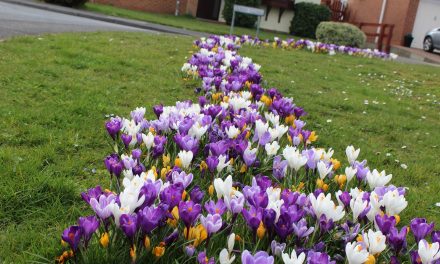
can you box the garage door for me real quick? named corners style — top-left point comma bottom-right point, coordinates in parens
top-left (411, 0), bottom-right (440, 49)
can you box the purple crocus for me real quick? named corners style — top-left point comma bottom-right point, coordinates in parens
top-left (293, 218), bottom-right (314, 239)
top-left (375, 214), bottom-right (396, 235)
top-left (273, 155), bottom-right (287, 180)
top-left (206, 156), bottom-right (219, 173)
top-left (178, 200), bottom-right (202, 229)
top-left (105, 117), bottom-right (122, 139)
top-left (78, 216), bottom-right (99, 244)
top-left (388, 226), bottom-right (408, 254)
top-left (190, 186), bottom-right (204, 204)
top-left (410, 218), bottom-right (434, 243)
top-left (307, 251), bottom-right (335, 264)
top-left (152, 104), bottom-right (163, 118)
top-left (119, 214), bottom-right (138, 240)
top-left (172, 171), bottom-right (194, 189)
top-left (81, 186), bottom-right (103, 204)
top-left (160, 183), bottom-right (183, 209)
top-left (204, 199), bottom-right (227, 215)
top-left (432, 231), bottom-right (440, 243)
top-left (242, 206), bottom-right (263, 231)
top-left (104, 153), bottom-right (124, 177)
top-left (61, 226), bottom-right (82, 251)
top-left (200, 213), bottom-right (222, 236)
top-left (241, 250), bottom-right (274, 264)
top-left (138, 206), bottom-right (164, 234)
top-left (271, 240), bottom-right (286, 257)
top-left (90, 193), bottom-right (116, 220)
top-left (197, 250), bottom-right (215, 264)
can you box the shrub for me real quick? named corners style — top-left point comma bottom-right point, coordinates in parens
top-left (44, 0), bottom-right (87, 7)
top-left (316, 22), bottom-right (367, 47)
top-left (290, 2), bottom-right (331, 38)
top-left (222, 0), bottom-right (260, 28)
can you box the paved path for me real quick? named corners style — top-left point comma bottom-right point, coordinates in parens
top-left (0, 1), bottom-right (156, 38)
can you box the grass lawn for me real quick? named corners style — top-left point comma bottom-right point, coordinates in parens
top-left (0, 32), bottom-right (439, 262)
top-left (83, 3), bottom-right (293, 40)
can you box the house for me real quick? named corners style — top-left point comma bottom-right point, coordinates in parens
top-left (92, 0), bottom-right (320, 34)
top-left (346, 0), bottom-right (440, 48)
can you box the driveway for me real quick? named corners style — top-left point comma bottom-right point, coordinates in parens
top-left (0, 1), bottom-right (156, 39)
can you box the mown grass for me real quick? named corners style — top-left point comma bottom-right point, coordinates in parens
top-left (0, 32), bottom-right (439, 262)
top-left (83, 3), bottom-right (293, 40)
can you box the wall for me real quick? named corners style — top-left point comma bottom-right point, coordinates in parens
top-left (92, 0), bottom-right (190, 15)
top-left (411, 0), bottom-right (440, 48)
top-left (347, 0), bottom-right (420, 45)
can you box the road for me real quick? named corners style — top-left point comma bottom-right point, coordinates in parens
top-left (0, 1), bottom-right (156, 39)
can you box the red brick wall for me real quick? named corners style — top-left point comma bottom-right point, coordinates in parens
top-left (186, 0), bottom-right (199, 16)
top-left (347, 0), bottom-right (420, 45)
top-left (93, 0), bottom-right (189, 15)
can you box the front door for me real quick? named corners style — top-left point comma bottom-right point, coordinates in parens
top-left (196, 0), bottom-right (221, 20)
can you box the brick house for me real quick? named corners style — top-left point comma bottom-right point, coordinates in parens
top-left (346, 0), bottom-right (440, 48)
top-left (91, 0), bottom-right (439, 48)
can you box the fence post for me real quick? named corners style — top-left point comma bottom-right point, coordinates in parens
top-left (378, 24), bottom-right (384, 51)
top-left (386, 24), bottom-right (394, 53)
top-left (230, 9), bottom-right (236, 35)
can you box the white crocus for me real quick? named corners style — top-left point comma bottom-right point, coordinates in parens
top-left (229, 96), bottom-right (251, 112)
top-left (142, 132), bottom-right (155, 149)
top-left (225, 125), bottom-right (240, 139)
top-left (418, 239), bottom-right (440, 264)
top-left (382, 189), bottom-right (408, 216)
top-left (255, 119), bottom-right (269, 139)
top-left (345, 166), bottom-right (358, 183)
top-left (350, 194), bottom-right (369, 222)
top-left (363, 229), bottom-right (386, 255)
top-left (265, 141), bottom-right (280, 156)
top-left (283, 146), bottom-right (307, 171)
top-left (317, 161), bottom-right (333, 180)
top-left (214, 175), bottom-right (233, 200)
top-left (188, 123), bottom-right (208, 140)
top-left (309, 192), bottom-right (345, 222)
top-left (282, 250), bottom-right (306, 264)
top-left (217, 154), bottom-right (231, 174)
top-left (322, 148), bottom-right (334, 162)
top-left (268, 124), bottom-right (288, 141)
top-left (178, 150), bottom-right (193, 169)
top-left (346, 145), bottom-right (360, 164)
top-left (366, 169), bottom-right (392, 189)
top-left (265, 112), bottom-right (280, 126)
top-left (219, 232), bottom-right (236, 264)
top-left (345, 242), bottom-right (369, 264)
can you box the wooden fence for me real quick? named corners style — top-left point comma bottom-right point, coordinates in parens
top-left (357, 23), bottom-right (394, 53)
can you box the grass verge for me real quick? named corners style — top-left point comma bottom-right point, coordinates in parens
top-left (0, 32), bottom-right (439, 262)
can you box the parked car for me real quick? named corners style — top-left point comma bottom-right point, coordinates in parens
top-left (423, 27), bottom-right (440, 52)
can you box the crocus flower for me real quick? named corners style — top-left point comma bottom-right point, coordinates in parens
top-left (271, 240), bottom-right (286, 257)
top-left (78, 215), bottom-right (99, 244)
top-left (204, 199), bottom-right (227, 215)
top-left (198, 250), bottom-right (215, 264)
top-left (282, 249), bottom-right (306, 264)
top-left (190, 185), bottom-right (204, 203)
top-left (388, 226), bottom-right (408, 254)
top-left (105, 117), bottom-right (122, 139)
top-left (61, 226), bottom-right (82, 251)
top-left (90, 193), bottom-right (116, 220)
top-left (418, 239), bottom-right (440, 264)
top-left (119, 214), bottom-right (138, 239)
top-left (375, 214), bottom-right (396, 235)
top-left (81, 186), bottom-right (103, 204)
top-left (346, 145), bottom-right (360, 165)
top-left (242, 206), bottom-right (262, 231)
top-left (306, 251), bottom-right (334, 264)
top-left (241, 250), bottom-right (274, 264)
top-left (345, 242), bottom-right (369, 264)
top-left (273, 155), bottom-right (287, 180)
top-left (138, 206), bottom-right (164, 234)
top-left (200, 213), bottom-right (222, 236)
top-left (179, 200), bottom-right (202, 228)
top-left (411, 218), bottom-right (435, 243)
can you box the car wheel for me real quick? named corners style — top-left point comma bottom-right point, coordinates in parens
top-left (423, 37), bottom-right (434, 52)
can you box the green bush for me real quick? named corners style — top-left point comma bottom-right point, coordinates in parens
top-left (222, 0), bottom-right (260, 28)
top-left (290, 2), bottom-right (331, 38)
top-left (316, 22), bottom-right (367, 47)
top-left (44, 0), bottom-right (87, 7)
